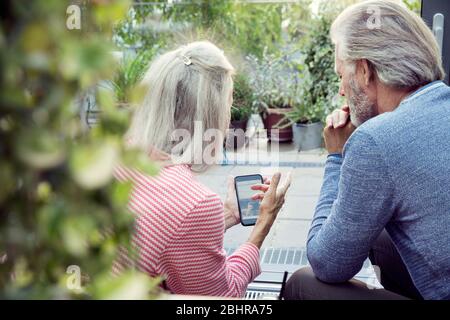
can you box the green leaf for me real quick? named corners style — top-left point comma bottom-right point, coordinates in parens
top-left (70, 141), bottom-right (119, 190)
top-left (89, 271), bottom-right (161, 300)
top-left (16, 129), bottom-right (66, 169)
top-left (121, 148), bottom-right (159, 177)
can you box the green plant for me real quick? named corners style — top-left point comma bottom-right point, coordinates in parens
top-left (285, 0), bottom-right (314, 42)
top-left (162, 1), bottom-right (283, 58)
top-left (246, 48), bottom-right (303, 112)
top-left (110, 50), bottom-right (154, 105)
top-left (0, 0), bottom-right (159, 299)
top-left (288, 16), bottom-right (342, 124)
top-left (115, 1), bottom-right (284, 60)
top-left (114, 2), bottom-right (170, 52)
top-left (403, 0), bottom-right (422, 14)
top-left (231, 74), bottom-right (254, 122)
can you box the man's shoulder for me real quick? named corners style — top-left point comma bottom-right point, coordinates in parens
top-left (345, 82), bottom-right (450, 158)
top-left (348, 112), bottom-right (396, 146)
top-left (356, 82), bottom-right (450, 142)
top-left (343, 111), bottom-right (409, 160)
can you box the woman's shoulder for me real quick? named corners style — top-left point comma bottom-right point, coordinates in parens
top-left (115, 164), bottom-right (222, 211)
top-left (162, 165), bottom-right (223, 209)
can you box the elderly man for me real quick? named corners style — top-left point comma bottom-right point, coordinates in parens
top-left (285, 0), bottom-right (450, 300)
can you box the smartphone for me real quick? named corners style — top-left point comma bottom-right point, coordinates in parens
top-left (234, 174), bottom-right (263, 226)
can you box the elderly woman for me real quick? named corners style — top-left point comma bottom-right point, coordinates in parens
top-left (114, 41), bottom-right (290, 297)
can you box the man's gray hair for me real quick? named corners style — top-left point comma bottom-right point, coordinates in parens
top-left (331, 0), bottom-right (445, 88)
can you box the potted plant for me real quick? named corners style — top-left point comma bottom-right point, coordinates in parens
top-left (81, 50), bottom-right (153, 130)
top-left (109, 50), bottom-right (153, 108)
top-left (246, 50), bottom-right (299, 142)
top-left (288, 91), bottom-right (329, 151)
top-left (261, 105), bottom-right (293, 143)
top-left (226, 73), bottom-right (254, 149)
top-left (287, 16), bottom-right (342, 151)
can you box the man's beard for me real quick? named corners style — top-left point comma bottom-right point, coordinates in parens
top-left (348, 77), bottom-right (377, 127)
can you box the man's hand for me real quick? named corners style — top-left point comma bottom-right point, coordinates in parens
top-left (326, 106), bottom-right (350, 129)
top-left (324, 106), bottom-right (356, 155)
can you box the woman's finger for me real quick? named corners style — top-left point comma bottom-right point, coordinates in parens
top-left (277, 172), bottom-right (292, 197)
top-left (267, 172), bottom-right (281, 197)
top-left (263, 177), bottom-right (271, 185)
top-left (251, 184), bottom-right (270, 192)
top-left (251, 193), bottom-right (264, 201)
top-left (227, 175), bottom-right (235, 193)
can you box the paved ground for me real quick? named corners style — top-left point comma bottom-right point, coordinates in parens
top-left (196, 133), bottom-right (327, 251)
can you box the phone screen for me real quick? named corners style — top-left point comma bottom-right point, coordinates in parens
top-left (235, 174), bottom-right (263, 226)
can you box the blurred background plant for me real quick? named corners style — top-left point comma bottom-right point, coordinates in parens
top-left (114, 0), bottom-right (421, 121)
top-left (0, 0), bottom-right (160, 299)
top-left (109, 50), bottom-right (153, 106)
top-left (230, 73), bottom-right (254, 123)
top-left (246, 49), bottom-right (303, 113)
top-left (287, 16), bottom-right (342, 124)
top-left (114, 0), bottom-right (285, 59)
top-left (226, 73), bottom-right (254, 149)
top-left (114, 0), bottom-right (419, 126)
top-left (245, 48), bottom-right (303, 142)
top-left (403, 0), bottom-right (422, 14)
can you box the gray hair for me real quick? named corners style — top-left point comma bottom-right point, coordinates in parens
top-left (331, 0), bottom-right (445, 88)
top-left (127, 41), bottom-right (234, 170)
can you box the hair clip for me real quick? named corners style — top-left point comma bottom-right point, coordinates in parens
top-left (181, 55), bottom-right (192, 66)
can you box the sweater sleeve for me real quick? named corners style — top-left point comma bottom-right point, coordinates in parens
top-left (307, 129), bottom-right (396, 283)
top-left (159, 193), bottom-right (261, 298)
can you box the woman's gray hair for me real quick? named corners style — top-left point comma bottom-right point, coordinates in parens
top-left (127, 41), bottom-right (234, 171)
top-left (331, 0), bottom-right (445, 88)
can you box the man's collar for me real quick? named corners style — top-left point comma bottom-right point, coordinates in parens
top-left (400, 80), bottom-right (446, 105)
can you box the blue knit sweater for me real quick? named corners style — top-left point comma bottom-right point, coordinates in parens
top-left (307, 81), bottom-right (450, 300)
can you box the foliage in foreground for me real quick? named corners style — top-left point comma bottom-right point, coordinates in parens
top-left (0, 0), bottom-right (159, 299)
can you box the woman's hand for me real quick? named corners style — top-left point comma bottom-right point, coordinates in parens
top-left (223, 176), bottom-right (240, 230)
top-left (248, 172), bottom-right (292, 248)
top-left (224, 176), bottom-right (272, 231)
top-left (250, 177), bottom-right (271, 201)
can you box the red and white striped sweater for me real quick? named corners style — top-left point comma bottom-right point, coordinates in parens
top-left (113, 164), bottom-right (261, 297)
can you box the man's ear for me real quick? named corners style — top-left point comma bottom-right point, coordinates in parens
top-left (359, 59), bottom-right (373, 87)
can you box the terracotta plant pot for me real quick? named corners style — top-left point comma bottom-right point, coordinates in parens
top-left (225, 119), bottom-right (248, 150)
top-left (261, 108), bottom-right (293, 142)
